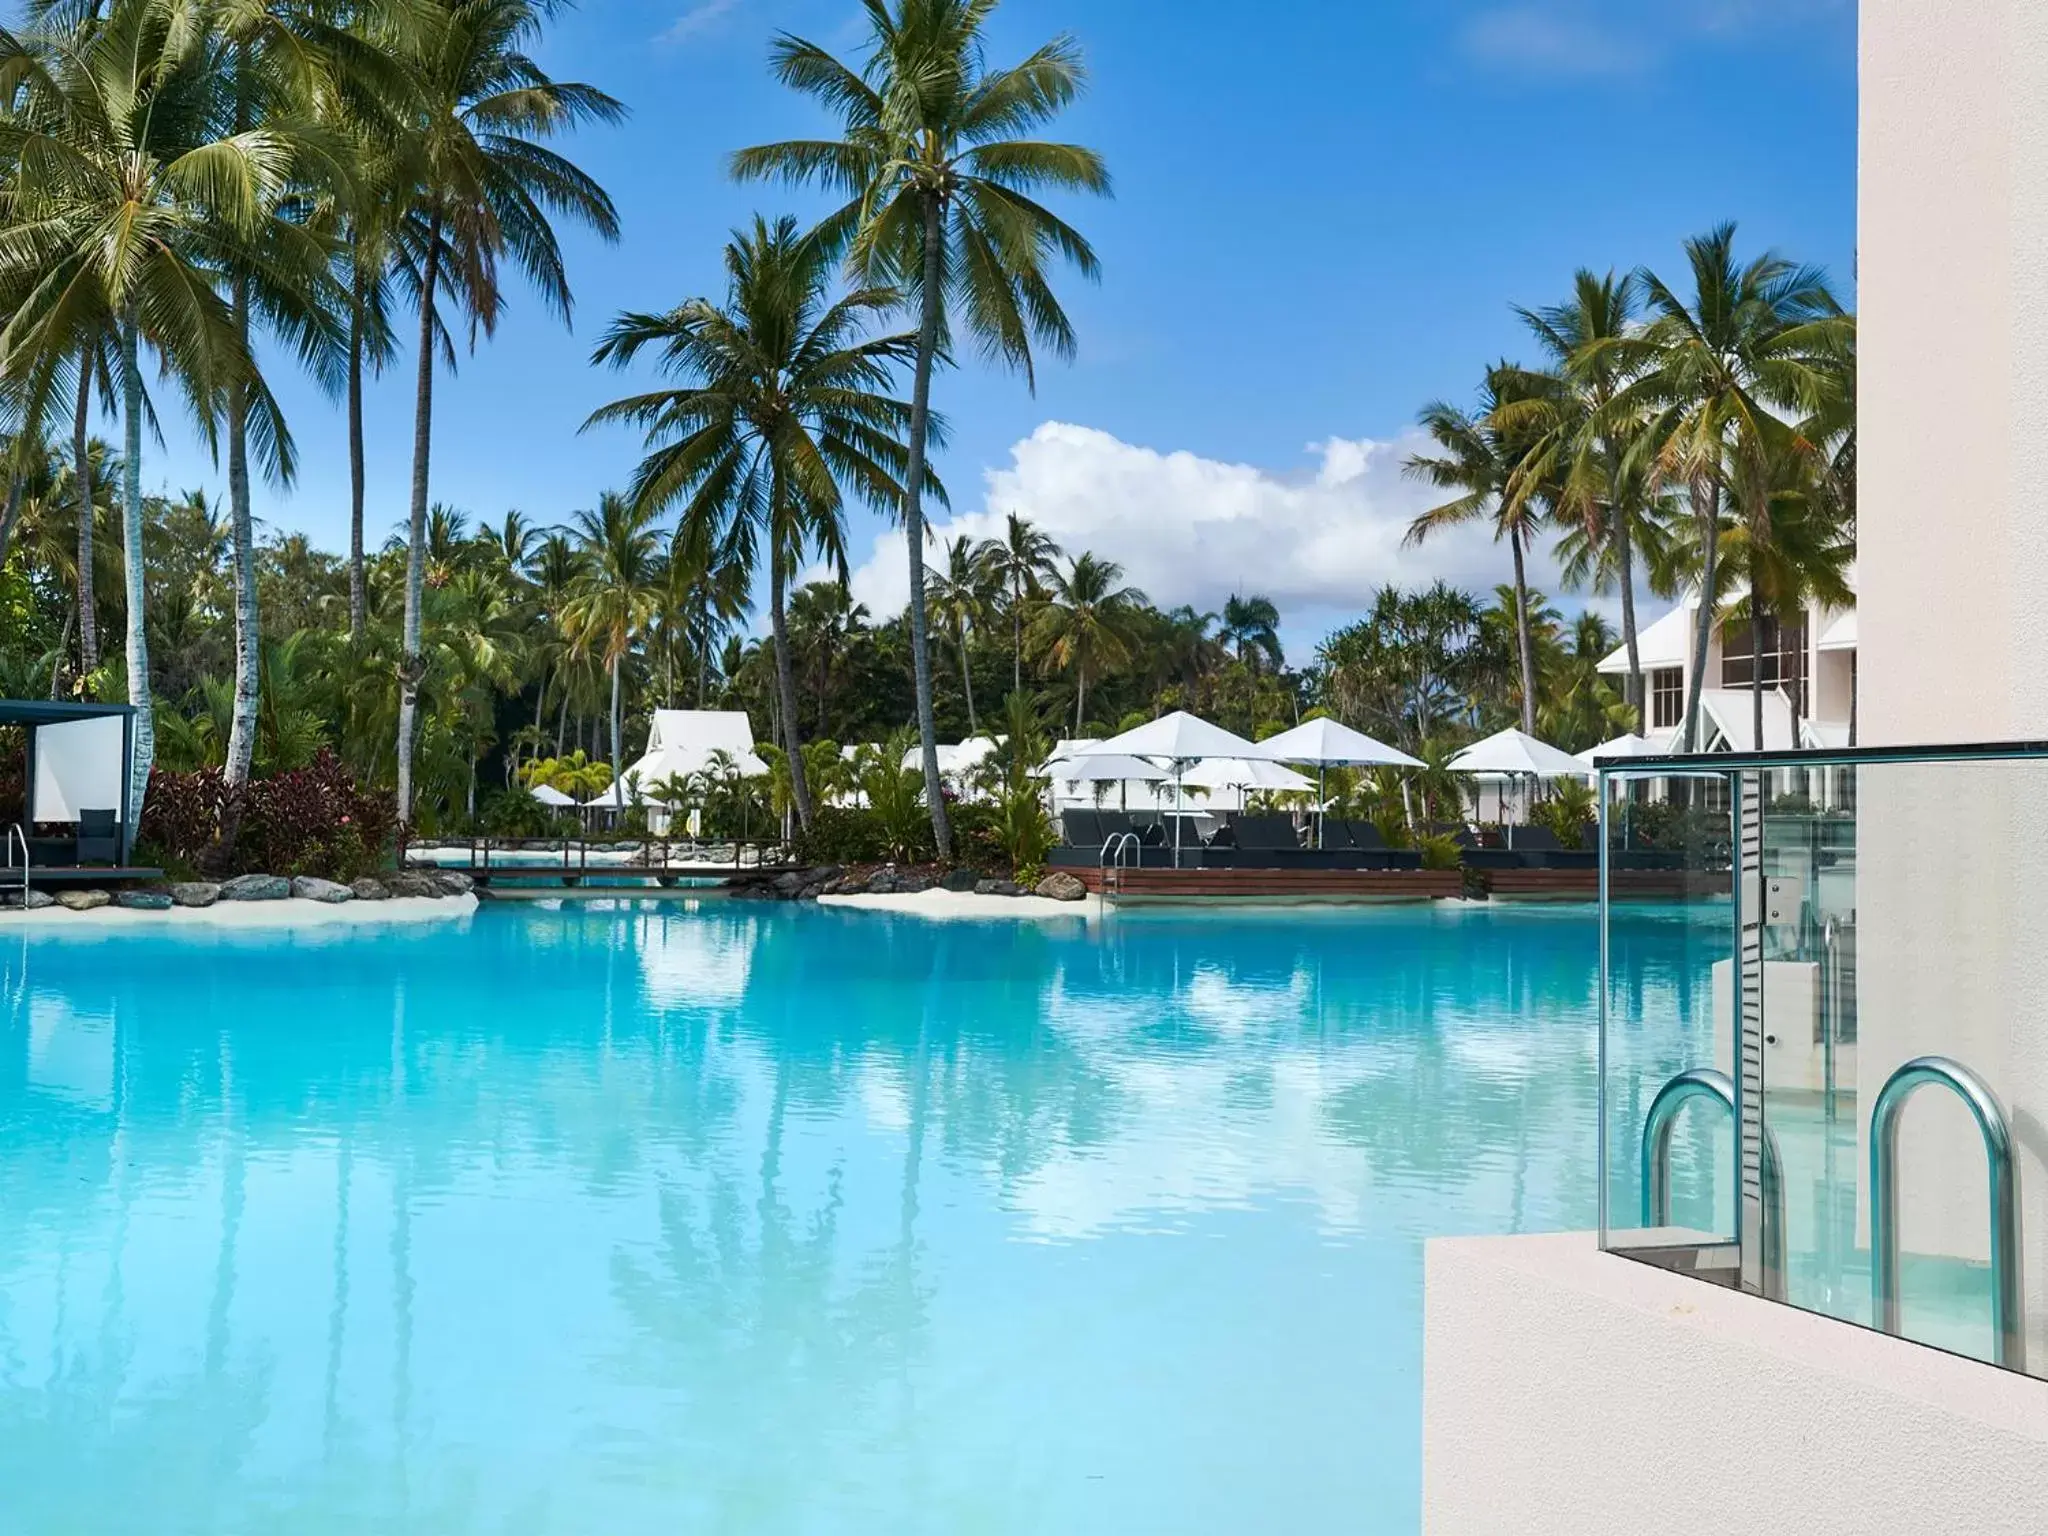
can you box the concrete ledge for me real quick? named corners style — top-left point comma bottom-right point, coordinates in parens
top-left (1423, 1232), bottom-right (2048, 1535)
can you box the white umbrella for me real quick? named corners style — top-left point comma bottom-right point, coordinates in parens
top-left (1450, 727), bottom-right (1585, 842)
top-left (1259, 717), bottom-right (1423, 847)
top-left (1046, 752), bottom-right (1169, 783)
top-left (1181, 756), bottom-right (1314, 814)
top-left (1260, 717), bottom-right (1423, 770)
top-left (1576, 732), bottom-right (1663, 767)
top-left (529, 783), bottom-right (576, 808)
top-left (1087, 712), bottom-right (1276, 866)
top-left (1092, 710), bottom-right (1273, 761)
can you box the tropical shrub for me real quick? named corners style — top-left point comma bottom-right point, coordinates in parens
top-left (1532, 780), bottom-right (1598, 848)
top-left (1417, 832), bottom-right (1463, 871)
top-left (139, 751), bottom-right (394, 880)
top-left (481, 787), bottom-right (557, 838)
top-left (790, 805), bottom-right (929, 866)
top-left (852, 731), bottom-right (930, 862)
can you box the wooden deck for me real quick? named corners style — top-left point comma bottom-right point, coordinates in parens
top-left (1076, 865), bottom-right (1464, 904)
top-left (15, 865), bottom-right (163, 888)
top-left (1484, 867), bottom-right (1723, 901)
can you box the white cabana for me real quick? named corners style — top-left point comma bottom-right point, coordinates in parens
top-left (529, 783), bottom-right (577, 808)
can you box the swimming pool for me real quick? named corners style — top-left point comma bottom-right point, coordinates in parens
top-left (0, 900), bottom-right (1717, 1534)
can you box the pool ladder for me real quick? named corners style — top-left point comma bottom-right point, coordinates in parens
top-left (5, 824), bottom-right (25, 905)
top-left (1099, 832), bottom-right (1139, 899)
top-left (1643, 1055), bottom-right (2025, 1372)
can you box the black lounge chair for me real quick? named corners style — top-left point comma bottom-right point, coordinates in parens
top-left (1343, 820), bottom-right (1423, 871)
top-left (1508, 824), bottom-right (1597, 870)
top-left (1061, 809), bottom-right (1103, 848)
top-left (1233, 814), bottom-right (1302, 851)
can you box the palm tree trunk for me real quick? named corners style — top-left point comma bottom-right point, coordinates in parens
top-left (223, 276), bottom-right (260, 794)
top-left (959, 623), bottom-right (978, 736)
top-left (904, 192), bottom-right (951, 858)
top-left (608, 651), bottom-right (623, 778)
top-left (48, 602), bottom-right (74, 699)
top-left (1075, 666), bottom-right (1087, 736)
top-left (1680, 474), bottom-right (1721, 752)
top-left (118, 313), bottom-right (154, 824)
top-left (0, 474), bottom-right (23, 566)
top-left (1751, 604), bottom-right (1768, 756)
top-left (347, 253), bottom-right (368, 644)
top-left (555, 690), bottom-right (568, 758)
top-left (1013, 586), bottom-right (1023, 697)
top-left (396, 215), bottom-right (442, 829)
top-left (1509, 526), bottom-right (1537, 736)
top-left (74, 359), bottom-right (97, 674)
top-left (1615, 504), bottom-right (1642, 731)
top-left (769, 547), bottom-right (814, 831)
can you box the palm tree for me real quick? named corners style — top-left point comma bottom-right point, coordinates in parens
top-left (1026, 551), bottom-right (1145, 734)
top-left (1404, 370), bottom-right (1545, 736)
top-left (0, 1), bottom-right (289, 819)
top-left (1616, 224), bottom-right (1848, 750)
top-left (1219, 593), bottom-right (1283, 672)
top-left (734, 0), bottom-right (1111, 858)
top-left (1495, 270), bottom-right (1655, 724)
top-left (586, 215), bottom-right (928, 833)
top-left (980, 512), bottom-right (1060, 694)
top-left (391, 0), bottom-right (623, 829)
top-left (559, 493), bottom-right (664, 785)
top-left (925, 534), bottom-right (991, 735)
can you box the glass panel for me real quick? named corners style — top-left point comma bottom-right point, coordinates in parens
top-left (1602, 746), bottom-right (2048, 1380)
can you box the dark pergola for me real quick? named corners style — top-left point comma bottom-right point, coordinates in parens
top-left (2, 698), bottom-right (139, 867)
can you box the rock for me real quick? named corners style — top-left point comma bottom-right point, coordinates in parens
top-left (808, 864), bottom-right (843, 886)
top-left (385, 873), bottom-right (440, 899)
top-left (1, 888), bottom-right (56, 910)
top-left (219, 873), bottom-right (290, 902)
top-left (980, 879), bottom-right (1025, 897)
top-left (56, 889), bottom-right (112, 911)
top-left (894, 872), bottom-right (933, 895)
top-left (116, 888), bottom-right (175, 911)
top-left (434, 871), bottom-right (474, 895)
top-left (292, 876), bottom-right (355, 904)
top-left (1034, 872), bottom-right (1087, 902)
top-left (350, 877), bottom-right (391, 902)
top-left (171, 881), bottom-right (220, 908)
top-left (865, 870), bottom-right (897, 895)
top-left (772, 870), bottom-right (806, 898)
top-left (942, 868), bottom-right (980, 892)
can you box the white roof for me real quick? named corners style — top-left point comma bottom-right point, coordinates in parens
top-left (1695, 689), bottom-right (1796, 753)
top-left (1044, 752), bottom-right (1168, 783)
top-left (529, 782), bottom-right (577, 807)
top-left (1449, 727), bottom-right (1587, 778)
top-left (1575, 733), bottom-right (1663, 766)
top-left (1043, 737), bottom-right (1103, 763)
top-left (1818, 608), bottom-right (1857, 651)
top-left (1597, 605), bottom-right (1691, 676)
top-left (1258, 716), bottom-right (1423, 769)
top-left (610, 710), bottom-right (770, 804)
top-left (1091, 711), bottom-right (1272, 762)
top-left (901, 736), bottom-right (1002, 776)
top-left (1179, 757), bottom-right (1314, 792)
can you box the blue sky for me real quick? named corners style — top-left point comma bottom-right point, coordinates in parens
top-left (138, 0), bottom-right (1858, 656)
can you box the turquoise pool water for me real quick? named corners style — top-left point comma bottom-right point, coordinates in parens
top-left (0, 900), bottom-right (1716, 1534)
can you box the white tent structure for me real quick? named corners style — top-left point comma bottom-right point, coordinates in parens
top-left (586, 710), bottom-right (771, 827)
top-left (1043, 752), bottom-right (1168, 816)
top-left (1180, 756), bottom-right (1314, 813)
top-left (529, 782), bottom-right (577, 808)
top-left (1260, 717), bottom-right (1424, 847)
top-left (1576, 732), bottom-right (1661, 768)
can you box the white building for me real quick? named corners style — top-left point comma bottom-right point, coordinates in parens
top-left (1596, 574), bottom-right (1857, 752)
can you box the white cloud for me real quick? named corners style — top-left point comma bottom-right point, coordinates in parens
top-left (836, 421), bottom-right (1563, 651)
top-left (658, 0), bottom-right (740, 44)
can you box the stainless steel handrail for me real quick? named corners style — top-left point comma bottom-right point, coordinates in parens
top-left (1099, 832), bottom-right (1139, 870)
top-left (5, 824), bottom-right (26, 903)
top-left (1820, 915), bottom-right (1841, 1122)
top-left (1869, 1055), bottom-right (2024, 1372)
top-left (1641, 1067), bottom-right (1787, 1301)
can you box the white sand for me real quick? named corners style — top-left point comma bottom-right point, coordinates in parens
top-left (817, 888), bottom-right (1099, 921)
top-left (0, 894), bottom-right (478, 929)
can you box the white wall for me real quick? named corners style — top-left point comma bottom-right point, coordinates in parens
top-left (1857, 0), bottom-right (2048, 1357)
top-left (1424, 1234), bottom-right (2048, 1535)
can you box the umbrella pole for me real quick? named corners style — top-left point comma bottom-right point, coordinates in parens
top-left (1318, 764), bottom-right (1327, 849)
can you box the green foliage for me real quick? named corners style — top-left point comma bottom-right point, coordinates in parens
top-left (480, 787), bottom-right (563, 839)
top-left (851, 729), bottom-right (930, 863)
top-left (1417, 833), bottom-right (1463, 871)
top-left (1532, 780), bottom-right (1598, 848)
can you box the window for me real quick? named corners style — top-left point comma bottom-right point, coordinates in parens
top-left (1650, 668), bottom-right (1684, 731)
top-left (1721, 619), bottom-right (1809, 715)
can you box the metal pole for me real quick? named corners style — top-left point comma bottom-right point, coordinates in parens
top-left (1869, 1055), bottom-right (2024, 1372)
top-left (1597, 769), bottom-right (1611, 1247)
